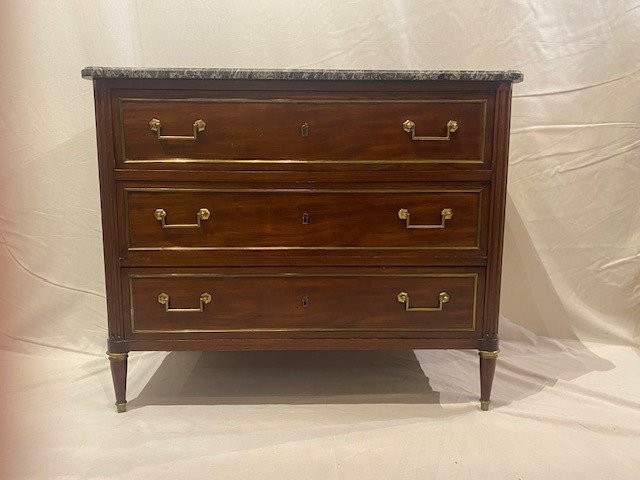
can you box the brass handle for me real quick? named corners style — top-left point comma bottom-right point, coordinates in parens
top-left (154, 208), bottom-right (210, 229)
top-left (158, 292), bottom-right (212, 312)
top-left (149, 118), bottom-right (206, 140)
top-left (398, 208), bottom-right (452, 229)
top-left (403, 119), bottom-right (458, 141)
top-left (397, 291), bottom-right (450, 312)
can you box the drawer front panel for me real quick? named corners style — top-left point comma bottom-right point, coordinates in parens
top-left (124, 187), bottom-right (486, 252)
top-left (126, 270), bottom-right (482, 334)
top-left (118, 98), bottom-right (489, 166)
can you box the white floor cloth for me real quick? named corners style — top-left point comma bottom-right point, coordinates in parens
top-left (3, 319), bottom-right (639, 479)
top-left (1, 1), bottom-right (639, 478)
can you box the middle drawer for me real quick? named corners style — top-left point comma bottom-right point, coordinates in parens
top-left (121, 186), bottom-right (488, 254)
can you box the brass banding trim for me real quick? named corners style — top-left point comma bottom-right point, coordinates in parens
top-left (124, 158), bottom-right (484, 164)
top-left (124, 187), bottom-right (485, 252)
top-left (118, 98), bottom-right (488, 164)
top-left (128, 273), bottom-right (478, 334)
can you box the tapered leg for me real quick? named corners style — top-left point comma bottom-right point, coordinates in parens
top-left (107, 352), bottom-right (128, 413)
top-left (479, 350), bottom-right (498, 411)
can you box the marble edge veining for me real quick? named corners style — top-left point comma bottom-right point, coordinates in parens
top-left (81, 67), bottom-right (523, 83)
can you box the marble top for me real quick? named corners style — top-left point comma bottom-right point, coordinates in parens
top-left (82, 67), bottom-right (523, 83)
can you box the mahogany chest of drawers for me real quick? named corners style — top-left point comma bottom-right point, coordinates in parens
top-left (82, 67), bottom-right (522, 412)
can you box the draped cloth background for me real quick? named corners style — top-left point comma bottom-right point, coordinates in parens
top-left (0, 1), bottom-right (638, 478)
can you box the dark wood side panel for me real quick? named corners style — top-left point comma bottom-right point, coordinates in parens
top-left (93, 79), bottom-right (124, 343)
top-left (480, 82), bottom-right (512, 351)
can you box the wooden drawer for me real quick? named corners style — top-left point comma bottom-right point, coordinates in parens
top-left (124, 269), bottom-right (483, 335)
top-left (122, 186), bottom-right (487, 253)
top-left (116, 97), bottom-right (490, 167)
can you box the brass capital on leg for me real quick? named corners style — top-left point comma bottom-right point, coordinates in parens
top-left (478, 350), bottom-right (499, 359)
top-left (107, 351), bottom-right (128, 362)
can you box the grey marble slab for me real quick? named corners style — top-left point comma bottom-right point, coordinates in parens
top-left (82, 67), bottom-right (523, 83)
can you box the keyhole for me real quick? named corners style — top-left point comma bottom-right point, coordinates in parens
top-left (302, 296), bottom-right (309, 308)
top-left (302, 213), bottom-right (310, 224)
top-left (301, 123), bottom-right (309, 137)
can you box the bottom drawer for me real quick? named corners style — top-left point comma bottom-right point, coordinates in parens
top-left (123, 268), bottom-right (484, 336)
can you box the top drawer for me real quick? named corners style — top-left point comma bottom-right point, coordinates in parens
top-left (114, 95), bottom-right (493, 169)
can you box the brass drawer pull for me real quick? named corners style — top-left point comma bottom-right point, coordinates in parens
top-left (398, 208), bottom-right (452, 229)
top-left (154, 208), bottom-right (210, 229)
top-left (397, 291), bottom-right (450, 312)
top-left (149, 118), bottom-right (206, 140)
top-left (403, 119), bottom-right (458, 141)
top-left (158, 292), bottom-right (212, 312)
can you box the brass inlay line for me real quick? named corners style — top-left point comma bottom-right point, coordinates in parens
top-left (128, 246), bottom-right (481, 251)
top-left (124, 98), bottom-right (488, 105)
top-left (128, 273), bottom-right (479, 334)
top-left (117, 98), bottom-right (488, 164)
top-left (123, 158), bottom-right (484, 164)
top-left (124, 187), bottom-right (484, 251)
top-left (127, 187), bottom-right (484, 193)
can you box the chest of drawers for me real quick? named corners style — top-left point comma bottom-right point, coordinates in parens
top-left (83, 67), bottom-right (522, 412)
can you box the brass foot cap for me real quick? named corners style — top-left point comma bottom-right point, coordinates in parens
top-left (480, 400), bottom-right (490, 411)
top-left (116, 402), bottom-right (127, 413)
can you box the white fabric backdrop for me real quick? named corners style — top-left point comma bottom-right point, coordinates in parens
top-left (1, 1), bottom-right (639, 479)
